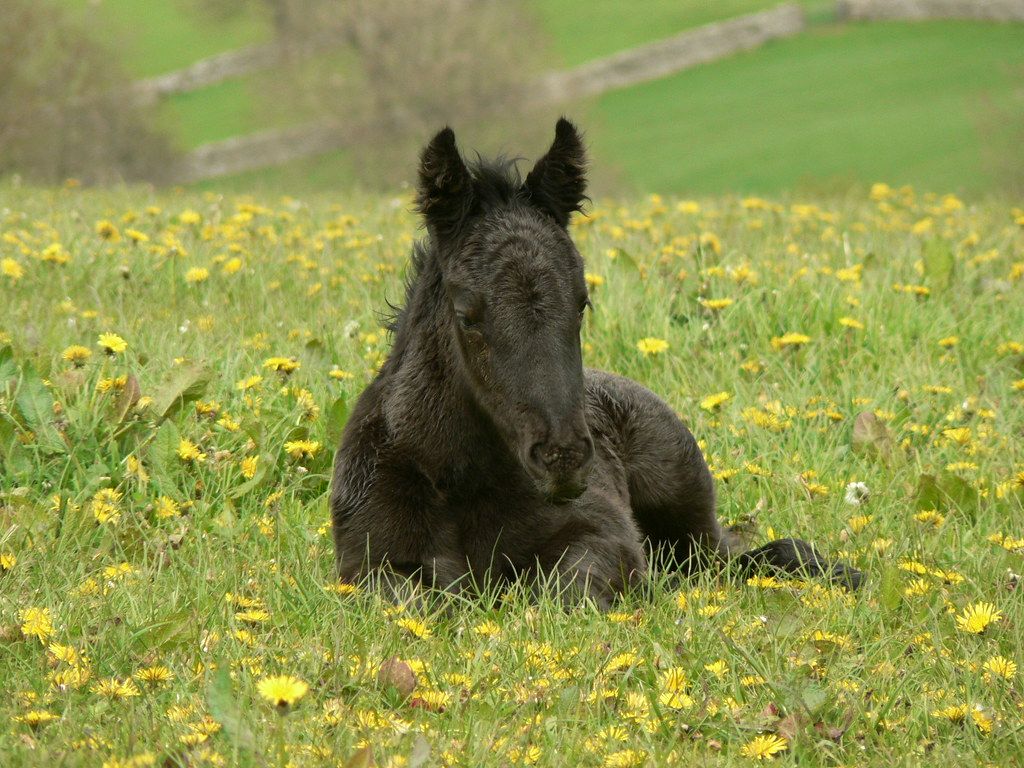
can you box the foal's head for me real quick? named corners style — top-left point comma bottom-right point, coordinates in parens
top-left (416, 118), bottom-right (594, 502)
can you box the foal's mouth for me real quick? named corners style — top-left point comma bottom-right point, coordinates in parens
top-left (548, 481), bottom-right (588, 505)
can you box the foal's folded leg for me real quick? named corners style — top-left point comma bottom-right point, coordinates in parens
top-left (534, 532), bottom-right (648, 611)
top-left (735, 538), bottom-right (864, 591)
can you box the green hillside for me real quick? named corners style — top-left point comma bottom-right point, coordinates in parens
top-left (594, 20), bottom-right (1024, 195)
top-left (55, 1), bottom-right (1024, 195)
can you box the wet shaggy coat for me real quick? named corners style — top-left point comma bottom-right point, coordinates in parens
top-left (329, 120), bottom-right (861, 607)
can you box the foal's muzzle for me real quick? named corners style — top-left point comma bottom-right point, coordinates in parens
top-left (525, 429), bottom-right (595, 504)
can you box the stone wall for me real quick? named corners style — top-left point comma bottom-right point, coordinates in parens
top-left (538, 4), bottom-right (805, 102)
top-left (837, 0), bottom-right (1024, 22)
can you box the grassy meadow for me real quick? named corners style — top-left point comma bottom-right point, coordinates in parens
top-left (2, 183), bottom-right (1024, 766)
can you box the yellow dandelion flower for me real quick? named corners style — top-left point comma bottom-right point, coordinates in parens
top-left (20, 607), bottom-right (54, 644)
top-left (124, 228), bottom-right (149, 244)
top-left (913, 509), bottom-right (945, 527)
top-left (585, 272), bottom-right (605, 288)
top-left (839, 316), bottom-right (864, 330)
top-left (97, 333), bottom-right (127, 355)
top-left (2, 258), bottom-right (25, 282)
top-left (982, 655), bottom-right (1016, 681)
top-left (185, 267), bottom-right (210, 284)
top-left (956, 602), bottom-right (1003, 634)
top-left (941, 427), bottom-right (972, 445)
top-left (263, 356), bottom-right (300, 374)
top-left (235, 609), bottom-right (270, 624)
top-left (636, 337), bottom-right (669, 356)
top-left (700, 391), bottom-right (731, 412)
top-left (699, 232), bottom-right (722, 255)
top-left (135, 666), bottom-right (174, 686)
top-left (770, 332), bottom-right (810, 350)
top-left (177, 438), bottom-right (207, 463)
top-left (396, 617), bottom-right (432, 639)
top-left (258, 675), bottom-right (309, 708)
top-left (236, 374), bottom-right (263, 390)
top-left (740, 734), bottom-right (788, 760)
top-left (1, 552), bottom-right (16, 571)
top-left (658, 667), bottom-right (689, 694)
top-left (14, 710), bottom-right (59, 728)
top-left (848, 514), bottom-right (873, 534)
top-left (699, 297), bottom-right (734, 311)
top-left (938, 336), bottom-right (959, 349)
top-left (472, 620), bottom-right (502, 638)
top-left (240, 455), bottom-right (259, 479)
top-left (324, 582), bottom-right (361, 596)
top-left (154, 496), bottom-right (181, 519)
top-left (284, 439), bottom-right (321, 460)
top-left (92, 677), bottom-right (141, 699)
top-left (603, 749), bottom-right (647, 768)
top-left (704, 660), bottom-right (728, 678)
top-left (95, 220), bottom-right (121, 242)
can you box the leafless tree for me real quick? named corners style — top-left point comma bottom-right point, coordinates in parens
top-left (184, 0), bottom-right (560, 183)
top-left (0, 0), bottom-right (176, 185)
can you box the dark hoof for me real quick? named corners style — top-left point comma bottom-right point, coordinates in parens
top-left (739, 538), bottom-right (864, 591)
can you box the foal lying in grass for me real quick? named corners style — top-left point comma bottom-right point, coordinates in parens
top-left (329, 119), bottom-right (862, 606)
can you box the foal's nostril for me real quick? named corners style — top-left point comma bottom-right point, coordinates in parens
top-left (529, 437), bottom-right (592, 474)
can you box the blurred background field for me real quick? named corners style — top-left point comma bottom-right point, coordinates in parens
top-left (4, 0), bottom-right (1023, 196)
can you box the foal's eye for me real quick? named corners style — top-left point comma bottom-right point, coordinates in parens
top-left (457, 313), bottom-right (480, 331)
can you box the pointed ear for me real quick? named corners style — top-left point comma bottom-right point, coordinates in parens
top-left (416, 127), bottom-right (473, 241)
top-left (525, 118), bottom-right (588, 227)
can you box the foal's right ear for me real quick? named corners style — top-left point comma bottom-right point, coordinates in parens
top-left (416, 127), bottom-right (473, 242)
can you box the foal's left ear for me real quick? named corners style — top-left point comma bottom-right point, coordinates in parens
top-left (525, 118), bottom-right (588, 227)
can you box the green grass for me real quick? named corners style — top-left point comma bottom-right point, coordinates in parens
top-left (528, 0), bottom-right (833, 67)
top-left (593, 21), bottom-right (1024, 196)
top-left (2, 186), bottom-right (1023, 766)
top-left (71, 0), bottom-right (269, 77)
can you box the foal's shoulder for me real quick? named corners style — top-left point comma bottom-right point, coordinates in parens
top-left (584, 367), bottom-right (660, 407)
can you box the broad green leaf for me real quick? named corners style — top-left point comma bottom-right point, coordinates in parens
top-left (149, 420), bottom-right (182, 493)
top-left (851, 411), bottom-right (891, 460)
top-left (800, 683), bottom-right (830, 716)
top-left (112, 374), bottom-right (141, 424)
top-left (0, 345), bottom-right (16, 391)
top-left (344, 747), bottom-right (374, 768)
top-left (940, 472), bottom-right (979, 522)
top-left (132, 608), bottom-right (194, 654)
top-left (879, 564), bottom-right (902, 611)
top-left (922, 239), bottom-right (954, 290)
top-left (610, 248), bottom-right (641, 275)
top-left (325, 395), bottom-right (349, 448)
top-left (228, 453), bottom-right (274, 499)
top-left (915, 472), bottom-right (978, 522)
top-left (15, 364), bottom-right (65, 453)
top-left (151, 362), bottom-right (211, 422)
top-left (407, 735), bottom-right (431, 768)
top-left (914, 474), bottom-right (942, 512)
top-left (0, 492), bottom-right (51, 539)
top-left (207, 665), bottom-right (255, 752)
